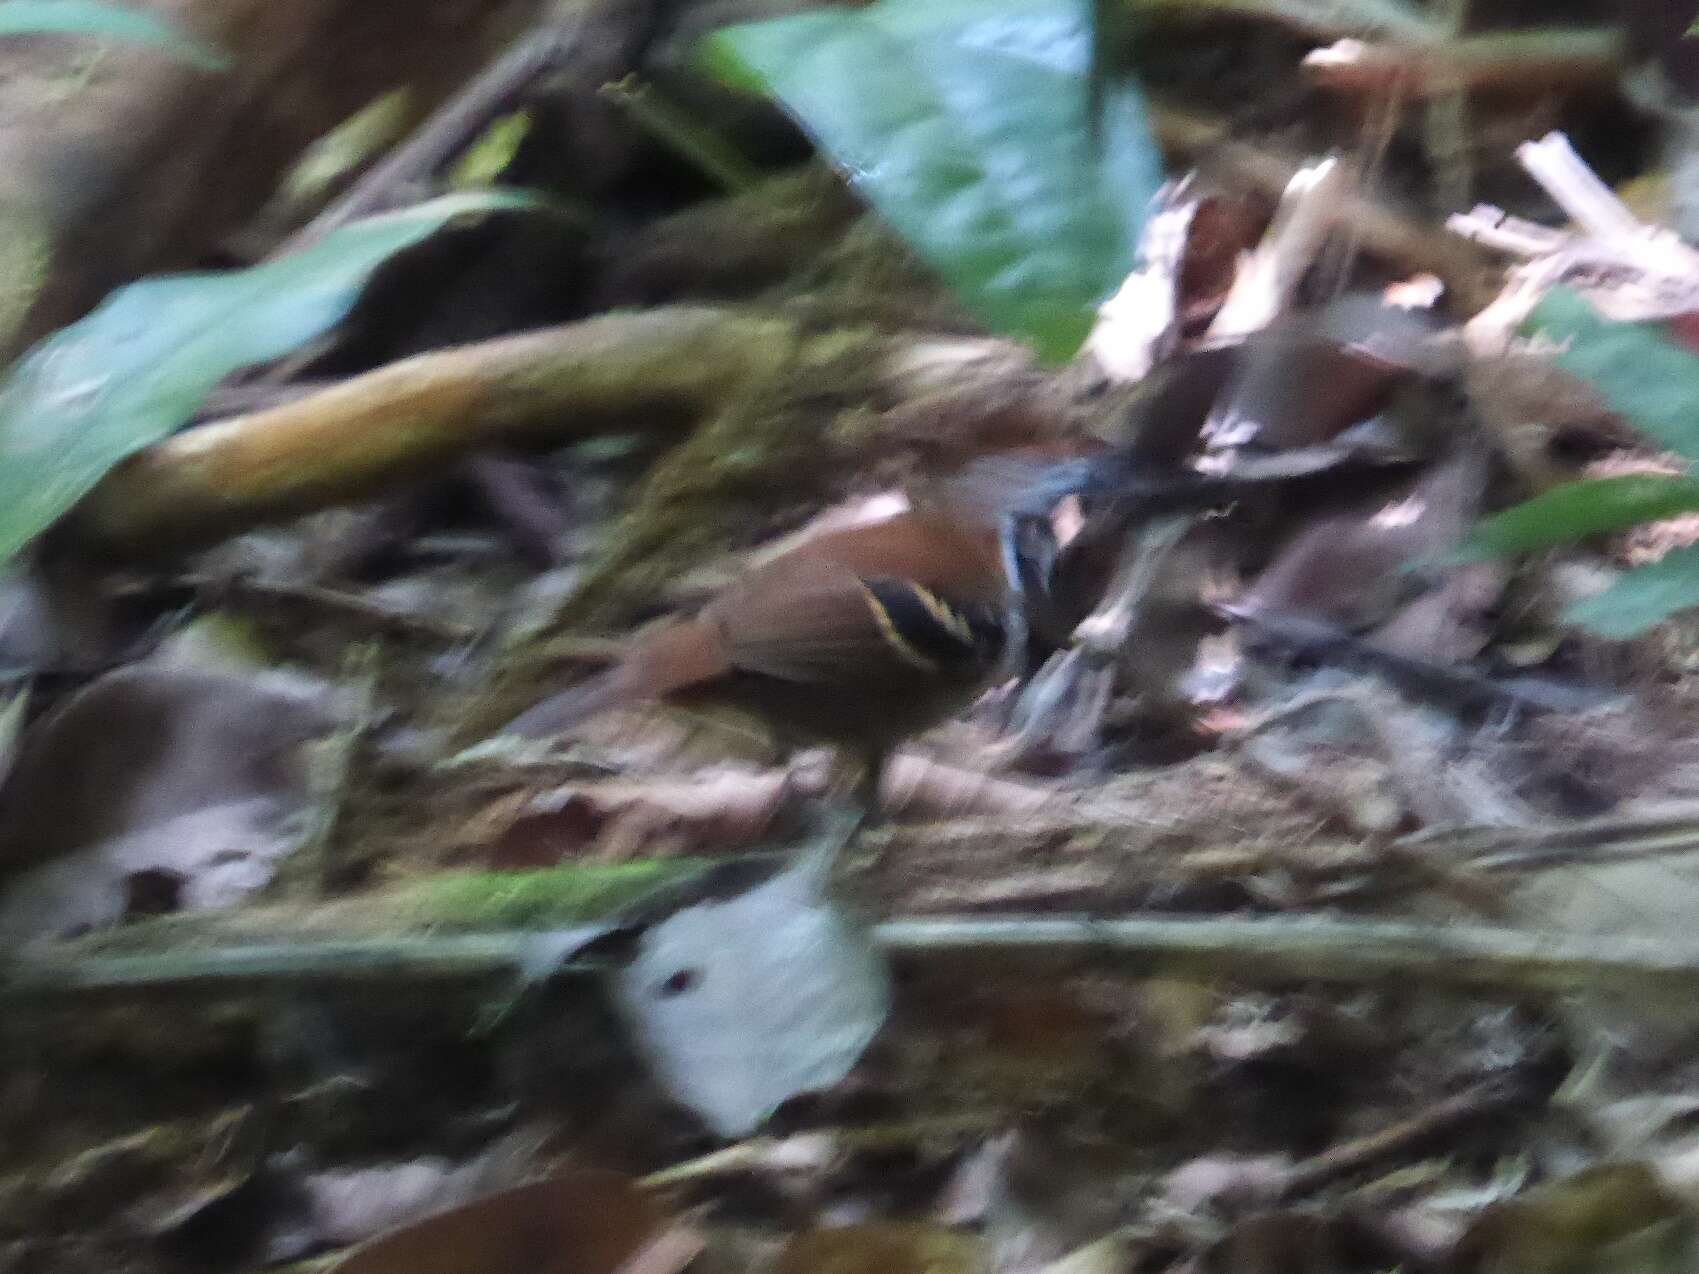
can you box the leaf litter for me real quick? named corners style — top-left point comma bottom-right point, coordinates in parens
top-left (20, 2), bottom-right (1699, 1274)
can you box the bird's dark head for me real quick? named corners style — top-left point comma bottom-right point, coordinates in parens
top-left (919, 451), bottom-right (1106, 526)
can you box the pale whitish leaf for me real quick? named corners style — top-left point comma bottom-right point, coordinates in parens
top-left (612, 852), bottom-right (890, 1136)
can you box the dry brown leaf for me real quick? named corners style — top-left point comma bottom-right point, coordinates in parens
top-left (328, 1169), bottom-right (674, 1274)
top-left (777, 1223), bottom-right (988, 1274)
top-left (0, 665), bottom-right (336, 941)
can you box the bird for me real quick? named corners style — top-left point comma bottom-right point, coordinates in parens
top-left (502, 456), bottom-right (1081, 815)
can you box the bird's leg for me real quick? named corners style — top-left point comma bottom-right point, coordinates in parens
top-left (793, 746), bottom-right (885, 891)
top-left (791, 793), bottom-right (868, 896)
top-left (855, 745), bottom-right (890, 828)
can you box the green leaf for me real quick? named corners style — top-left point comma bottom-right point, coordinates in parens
top-left (0, 0), bottom-right (228, 69)
top-left (0, 190), bottom-right (533, 565)
top-left (1565, 544), bottom-right (1699, 638)
top-left (1461, 473), bottom-right (1699, 559)
top-left (1526, 288), bottom-right (1699, 461)
top-left (450, 110), bottom-right (532, 189)
top-left (283, 90), bottom-right (413, 206)
top-left (701, 0), bottom-right (1162, 361)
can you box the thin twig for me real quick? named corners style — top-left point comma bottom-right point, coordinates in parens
top-left (1135, 0), bottom-right (1440, 43)
top-left (1446, 206), bottom-right (1570, 258)
top-left (1276, 1078), bottom-right (1528, 1199)
top-left (277, 21), bottom-right (580, 255)
top-left (598, 75), bottom-right (761, 194)
top-left (3, 935), bottom-right (531, 998)
top-left (877, 915), bottom-right (1699, 994)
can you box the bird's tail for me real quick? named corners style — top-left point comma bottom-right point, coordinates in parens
top-left (500, 620), bottom-right (728, 740)
top-left (501, 667), bottom-right (640, 740)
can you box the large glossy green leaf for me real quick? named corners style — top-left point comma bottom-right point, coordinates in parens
top-left (0, 0), bottom-right (227, 69)
top-left (0, 191), bottom-right (532, 564)
top-left (1527, 288), bottom-right (1699, 461)
top-left (1460, 473), bottom-right (1699, 559)
top-left (701, 0), bottom-right (1162, 362)
top-left (1566, 544), bottom-right (1699, 638)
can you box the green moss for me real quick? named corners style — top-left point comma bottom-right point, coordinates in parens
top-left (392, 861), bottom-right (712, 930)
top-left (53, 860), bottom-right (717, 960)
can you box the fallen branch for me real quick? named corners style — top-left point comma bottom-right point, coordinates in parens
top-left (1303, 29), bottom-right (1623, 97)
top-left (280, 20), bottom-right (582, 253)
top-left (68, 307), bottom-right (814, 554)
top-left (16, 913), bottom-right (1699, 1002)
top-left (878, 915), bottom-right (1699, 994)
top-left (1275, 1077), bottom-right (1528, 1199)
top-left (1415, 806), bottom-right (1699, 872)
top-left (1457, 132), bottom-right (1699, 321)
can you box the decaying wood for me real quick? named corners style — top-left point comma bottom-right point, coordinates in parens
top-left (279, 18), bottom-right (582, 254)
top-left (1303, 29), bottom-right (1623, 98)
top-left (1274, 1078), bottom-right (1528, 1200)
top-left (69, 304), bottom-right (1063, 566)
top-left (16, 803), bottom-right (1699, 1004)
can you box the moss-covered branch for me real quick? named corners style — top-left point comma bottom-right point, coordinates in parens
top-left (69, 306), bottom-right (812, 553)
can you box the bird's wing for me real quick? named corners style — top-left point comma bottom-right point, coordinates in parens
top-left (713, 564), bottom-right (994, 685)
top-left (710, 565), bottom-right (908, 683)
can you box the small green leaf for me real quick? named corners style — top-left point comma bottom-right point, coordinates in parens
top-left (0, 190), bottom-right (533, 565)
top-left (701, 0), bottom-right (1162, 361)
top-left (0, 0), bottom-right (228, 69)
top-left (450, 110), bottom-right (532, 189)
top-left (1565, 544), bottom-right (1699, 638)
top-left (1527, 288), bottom-right (1699, 461)
top-left (1461, 473), bottom-right (1699, 559)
